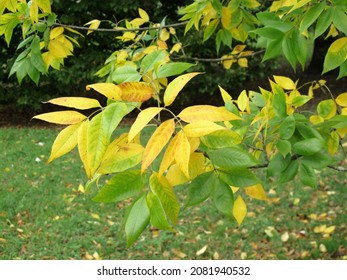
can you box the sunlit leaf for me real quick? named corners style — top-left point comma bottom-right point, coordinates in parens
top-left (48, 122), bottom-right (82, 163)
top-left (178, 105), bottom-right (241, 122)
top-left (128, 107), bottom-right (163, 142)
top-left (336, 92), bottom-right (347, 107)
top-left (273, 75), bottom-right (296, 90)
top-left (183, 120), bottom-right (227, 137)
top-left (119, 82), bottom-right (154, 102)
top-left (147, 192), bottom-right (173, 231)
top-left (33, 111), bottom-right (86, 125)
top-left (233, 195), bottom-right (247, 225)
top-left (141, 119), bottom-right (175, 173)
top-left (86, 83), bottom-right (122, 101)
top-left (164, 72), bottom-right (201, 106)
top-left (45, 97), bottom-right (101, 110)
top-left (244, 184), bottom-right (267, 200)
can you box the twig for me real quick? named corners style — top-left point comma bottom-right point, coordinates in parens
top-left (327, 165), bottom-right (347, 172)
top-left (46, 21), bottom-right (188, 33)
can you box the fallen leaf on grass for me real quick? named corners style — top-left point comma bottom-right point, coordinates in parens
top-left (172, 249), bottom-right (187, 259)
top-left (90, 213), bottom-right (100, 220)
top-left (281, 231), bottom-right (290, 242)
top-left (213, 252), bottom-right (220, 260)
top-left (196, 245), bottom-right (208, 256)
top-left (319, 244), bottom-right (327, 253)
top-left (0, 238), bottom-right (7, 243)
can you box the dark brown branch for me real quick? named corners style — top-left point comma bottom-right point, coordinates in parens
top-left (47, 21), bottom-right (188, 33)
top-left (172, 50), bottom-right (265, 63)
top-left (328, 165), bottom-right (347, 172)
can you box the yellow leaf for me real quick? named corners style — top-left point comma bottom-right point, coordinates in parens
top-left (196, 245), bottom-right (208, 256)
top-left (164, 73), bottom-right (202, 107)
top-left (309, 115), bottom-right (324, 124)
top-left (328, 130), bottom-right (340, 155)
top-left (232, 44), bottom-right (247, 54)
top-left (48, 123), bottom-right (81, 163)
top-left (45, 97), bottom-right (101, 110)
top-left (92, 251), bottom-right (101, 260)
top-left (188, 137), bottom-right (200, 153)
top-left (170, 43), bottom-right (182, 54)
top-left (222, 56), bottom-right (236, 69)
top-left (159, 134), bottom-right (180, 176)
top-left (219, 85), bottom-right (233, 103)
top-left (325, 24), bottom-right (339, 39)
top-left (281, 231), bottom-right (290, 242)
top-left (237, 90), bottom-right (249, 112)
top-left (188, 152), bottom-right (206, 179)
top-left (30, 0), bottom-right (38, 22)
top-left (160, 28), bottom-right (170, 41)
top-left (233, 195), bottom-right (247, 226)
top-left (237, 58), bottom-right (248, 68)
top-left (86, 83), bottom-right (122, 101)
top-left (273, 75), bottom-right (296, 90)
top-left (78, 120), bottom-right (92, 178)
top-left (244, 184), bottom-right (267, 200)
top-left (50, 27), bottom-right (64, 40)
top-left (33, 111), bottom-right (86, 125)
top-left (221, 6), bottom-right (231, 29)
top-left (336, 92), bottom-right (347, 107)
top-left (174, 131), bottom-right (190, 178)
top-left (138, 8), bottom-right (149, 22)
top-left (90, 213), bottom-right (100, 220)
top-left (98, 143), bottom-right (144, 174)
top-left (141, 119), bottom-right (175, 173)
top-left (119, 82), bottom-right (154, 102)
top-left (183, 120), bottom-right (226, 137)
top-left (231, 186), bottom-right (239, 193)
top-left (128, 107), bottom-right (163, 142)
top-left (78, 184), bottom-right (85, 193)
top-left (178, 105), bottom-right (241, 122)
top-left (85, 19), bottom-right (101, 35)
top-left (166, 164), bottom-right (189, 186)
top-left (48, 40), bottom-right (69, 58)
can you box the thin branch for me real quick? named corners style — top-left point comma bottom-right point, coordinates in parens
top-left (172, 50), bottom-right (265, 63)
top-left (47, 21), bottom-right (188, 33)
top-left (328, 165), bottom-right (347, 172)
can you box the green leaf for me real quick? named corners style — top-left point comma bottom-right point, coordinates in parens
top-left (333, 9), bottom-right (347, 35)
top-left (292, 30), bottom-right (308, 70)
top-left (156, 62), bottom-right (194, 78)
top-left (323, 37), bottom-right (347, 74)
top-left (147, 192), bottom-right (173, 230)
top-left (300, 1), bottom-right (326, 32)
top-left (300, 162), bottom-right (317, 188)
top-left (296, 123), bottom-right (323, 140)
top-left (213, 177), bottom-right (234, 218)
top-left (208, 147), bottom-right (259, 170)
top-left (317, 99), bottom-right (337, 119)
top-left (149, 173), bottom-right (180, 225)
top-left (301, 151), bottom-right (334, 169)
top-left (112, 65), bottom-right (141, 84)
top-left (314, 8), bottom-right (334, 39)
top-left (219, 169), bottom-right (260, 188)
top-left (216, 29), bottom-right (232, 53)
top-left (338, 61), bottom-right (347, 79)
top-left (276, 139), bottom-right (292, 157)
top-left (185, 171), bottom-right (216, 207)
top-left (252, 27), bottom-right (284, 39)
top-left (278, 160), bottom-right (299, 184)
top-left (141, 49), bottom-right (167, 73)
top-left (279, 114), bottom-right (295, 139)
top-left (17, 35), bottom-right (35, 50)
top-left (293, 138), bottom-right (325, 156)
top-left (203, 18), bottom-right (219, 42)
top-left (282, 36), bottom-right (297, 70)
top-left (262, 38), bottom-right (283, 62)
top-left (272, 91), bottom-right (287, 118)
top-left (93, 170), bottom-right (145, 203)
top-left (124, 193), bottom-right (150, 247)
top-left (200, 130), bottom-right (242, 148)
top-left (267, 153), bottom-right (291, 177)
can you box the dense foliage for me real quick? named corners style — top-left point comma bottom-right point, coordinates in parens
top-left (1, 0), bottom-right (346, 246)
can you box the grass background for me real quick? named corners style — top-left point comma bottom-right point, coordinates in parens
top-left (0, 127), bottom-right (346, 260)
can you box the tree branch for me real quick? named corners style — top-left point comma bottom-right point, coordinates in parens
top-left (47, 21), bottom-right (188, 33)
top-left (328, 165), bottom-right (347, 172)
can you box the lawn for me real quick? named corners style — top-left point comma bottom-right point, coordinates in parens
top-left (0, 127), bottom-right (346, 260)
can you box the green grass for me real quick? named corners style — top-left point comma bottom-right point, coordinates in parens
top-left (0, 127), bottom-right (346, 260)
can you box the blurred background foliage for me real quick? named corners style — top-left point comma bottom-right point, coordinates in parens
top-left (0, 0), bottom-right (333, 118)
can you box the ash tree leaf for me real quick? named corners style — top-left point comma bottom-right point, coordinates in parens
top-left (276, 139), bottom-right (292, 157)
top-left (208, 146), bottom-right (259, 170)
top-left (33, 111), bottom-right (87, 125)
top-left (278, 160), bottom-right (299, 184)
top-left (185, 171), bottom-right (216, 207)
top-left (86, 83), bottom-right (122, 101)
top-left (178, 105), bottom-right (241, 122)
top-left (156, 62), bottom-right (195, 78)
top-left (147, 192), bottom-right (173, 231)
top-left (141, 49), bottom-right (168, 73)
top-left (149, 173), bottom-right (180, 225)
top-left (299, 1), bottom-right (327, 33)
top-left (301, 151), bottom-right (334, 169)
top-left (183, 120), bottom-right (227, 137)
top-left (272, 91), bottom-right (287, 117)
top-left (163, 72), bottom-right (201, 106)
top-left (293, 138), bottom-right (325, 156)
top-left (48, 122), bottom-right (81, 163)
top-left (200, 129), bottom-right (242, 148)
top-left (314, 8), bottom-right (334, 39)
top-left (174, 131), bottom-right (190, 178)
top-left (213, 177), bottom-right (234, 218)
top-left (279, 114), bottom-right (295, 139)
top-left (124, 193), bottom-right (150, 247)
top-left (45, 97), bottom-right (101, 110)
top-left (219, 169), bottom-right (260, 188)
top-left (323, 37), bottom-right (347, 74)
top-left (299, 162), bottom-right (317, 188)
top-left (233, 195), bottom-right (247, 225)
top-left (119, 82), bottom-right (154, 102)
top-left (112, 65), bottom-right (141, 84)
top-left (93, 170), bottom-right (145, 203)
top-left (141, 118), bottom-right (175, 173)
top-left (244, 184), bottom-right (267, 200)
